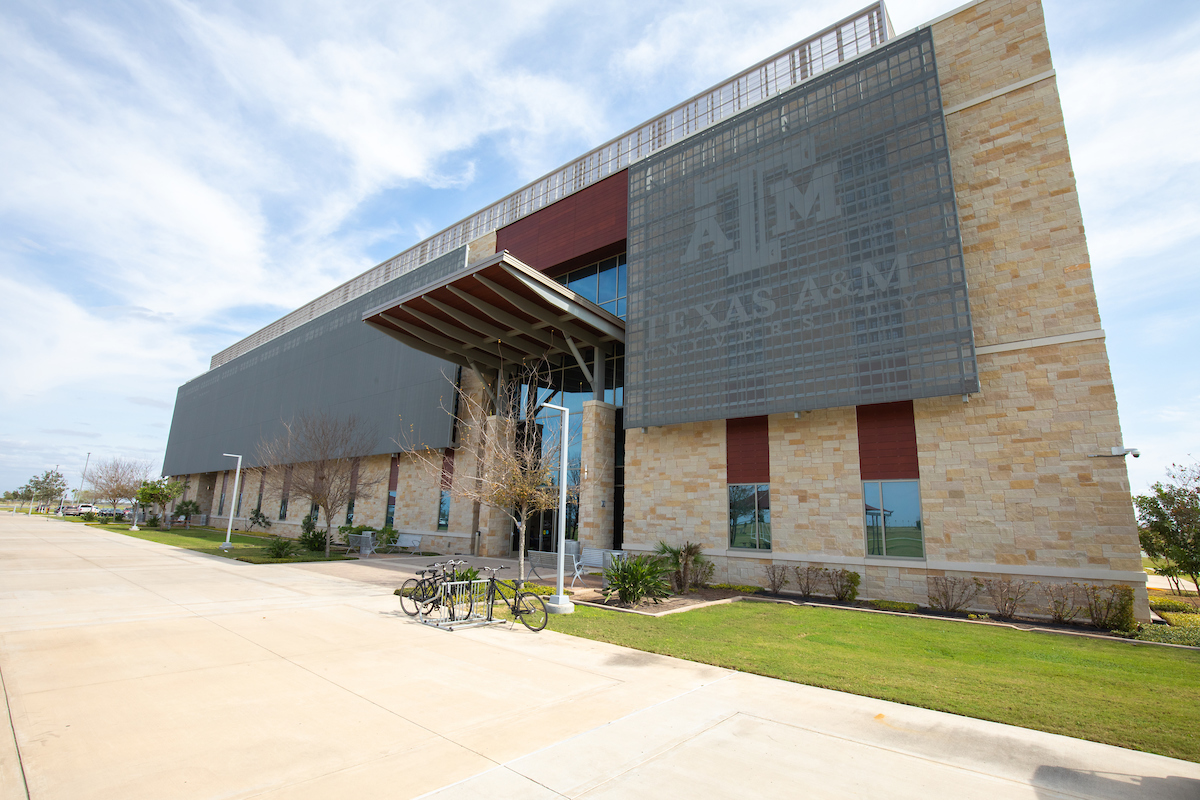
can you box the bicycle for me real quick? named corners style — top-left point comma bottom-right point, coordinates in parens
top-left (478, 566), bottom-right (548, 632)
top-left (399, 559), bottom-right (472, 620)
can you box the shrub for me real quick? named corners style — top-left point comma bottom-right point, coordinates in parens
top-left (451, 566), bottom-right (480, 583)
top-left (263, 536), bottom-right (297, 559)
top-left (1044, 583), bottom-right (1082, 623)
top-left (247, 508), bottom-right (273, 531)
top-left (927, 576), bottom-right (981, 613)
top-left (764, 564), bottom-right (790, 594)
top-left (654, 541), bottom-right (710, 593)
top-left (792, 565), bottom-right (826, 599)
top-left (693, 558), bottom-right (715, 588)
top-left (147, 515), bottom-right (161, 528)
top-left (298, 516), bottom-right (325, 552)
top-left (710, 583), bottom-right (763, 594)
top-left (602, 555), bottom-right (671, 606)
top-left (337, 524), bottom-right (374, 545)
top-left (1160, 612), bottom-right (1200, 628)
top-left (1133, 625), bottom-right (1200, 647)
top-left (377, 526), bottom-right (398, 547)
top-left (870, 599), bottom-right (919, 612)
top-left (826, 569), bottom-right (860, 603)
top-left (82, 511), bottom-right (96, 522)
top-left (981, 578), bottom-right (1036, 619)
top-left (1150, 597), bottom-right (1196, 614)
top-left (1079, 583), bottom-right (1136, 632)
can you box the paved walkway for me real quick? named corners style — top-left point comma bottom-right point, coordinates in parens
top-left (1, 515), bottom-right (1197, 799)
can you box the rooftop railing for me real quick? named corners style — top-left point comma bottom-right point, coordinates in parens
top-left (211, 2), bottom-right (891, 370)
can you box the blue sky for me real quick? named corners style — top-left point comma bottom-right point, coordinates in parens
top-left (2, 0), bottom-right (1197, 498)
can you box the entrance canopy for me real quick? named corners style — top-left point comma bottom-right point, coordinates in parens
top-left (362, 251), bottom-right (625, 400)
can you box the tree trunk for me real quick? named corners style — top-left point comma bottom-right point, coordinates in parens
top-left (516, 503), bottom-right (529, 582)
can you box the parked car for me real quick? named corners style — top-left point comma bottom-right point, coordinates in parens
top-left (78, 504), bottom-right (97, 514)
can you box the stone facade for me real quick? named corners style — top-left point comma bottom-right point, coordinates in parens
top-left (578, 401), bottom-right (617, 551)
top-left (620, 0), bottom-right (1146, 619)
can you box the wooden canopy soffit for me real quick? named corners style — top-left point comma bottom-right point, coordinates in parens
top-left (362, 251), bottom-right (625, 374)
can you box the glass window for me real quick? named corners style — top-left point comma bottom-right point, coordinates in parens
top-left (729, 483), bottom-right (771, 549)
top-left (345, 498), bottom-right (355, 525)
top-left (437, 489), bottom-right (451, 531)
top-left (385, 490), bottom-right (396, 528)
top-left (555, 253), bottom-right (627, 320)
top-left (863, 480), bottom-right (923, 557)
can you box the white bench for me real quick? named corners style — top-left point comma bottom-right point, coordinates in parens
top-left (347, 532), bottom-right (377, 557)
top-left (385, 533), bottom-right (423, 554)
top-left (526, 549), bottom-right (584, 587)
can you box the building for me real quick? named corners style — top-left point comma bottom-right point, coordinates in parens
top-left (163, 0), bottom-right (1148, 617)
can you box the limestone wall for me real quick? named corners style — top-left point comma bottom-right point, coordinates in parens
top-left (619, 0), bottom-right (1145, 618)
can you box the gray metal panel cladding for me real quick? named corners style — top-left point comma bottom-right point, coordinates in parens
top-left (623, 27), bottom-right (979, 430)
top-left (162, 247), bottom-right (470, 476)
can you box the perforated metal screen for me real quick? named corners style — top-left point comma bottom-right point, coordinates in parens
top-left (162, 247), bottom-right (469, 476)
top-left (623, 28), bottom-right (978, 429)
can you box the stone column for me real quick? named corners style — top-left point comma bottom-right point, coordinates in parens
top-left (578, 400), bottom-right (617, 550)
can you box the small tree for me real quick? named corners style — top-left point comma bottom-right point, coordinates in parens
top-left (258, 413), bottom-right (382, 558)
top-left (1135, 462), bottom-right (1200, 595)
top-left (404, 360), bottom-right (581, 581)
top-left (136, 479), bottom-right (185, 530)
top-left (88, 458), bottom-right (150, 518)
top-left (29, 469), bottom-right (69, 512)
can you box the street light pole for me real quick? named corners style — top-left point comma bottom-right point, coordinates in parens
top-left (220, 453), bottom-right (243, 552)
top-left (541, 403), bottom-right (574, 615)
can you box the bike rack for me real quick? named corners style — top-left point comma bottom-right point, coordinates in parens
top-left (417, 579), bottom-right (504, 631)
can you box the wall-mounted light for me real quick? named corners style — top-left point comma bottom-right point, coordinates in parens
top-left (1087, 447), bottom-right (1140, 458)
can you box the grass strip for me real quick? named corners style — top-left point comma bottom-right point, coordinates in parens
top-left (97, 525), bottom-right (351, 562)
top-left (552, 601), bottom-right (1200, 762)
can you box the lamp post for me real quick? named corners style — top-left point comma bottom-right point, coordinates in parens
top-left (75, 452), bottom-right (90, 515)
top-left (220, 453), bottom-right (243, 552)
top-left (540, 403), bottom-right (574, 615)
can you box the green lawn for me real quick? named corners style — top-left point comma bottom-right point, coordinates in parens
top-left (95, 524), bottom-right (351, 563)
top-left (552, 602), bottom-right (1200, 762)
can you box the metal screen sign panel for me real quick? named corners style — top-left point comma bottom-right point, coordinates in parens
top-left (163, 247), bottom-right (469, 477)
top-left (624, 28), bottom-right (978, 429)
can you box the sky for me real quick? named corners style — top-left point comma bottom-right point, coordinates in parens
top-left (1, 0), bottom-right (1198, 498)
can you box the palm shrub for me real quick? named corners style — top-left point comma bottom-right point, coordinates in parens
top-left (602, 554), bottom-right (671, 606)
top-left (263, 536), bottom-right (297, 559)
top-left (654, 541), bottom-right (709, 593)
top-left (176, 500), bottom-right (201, 528)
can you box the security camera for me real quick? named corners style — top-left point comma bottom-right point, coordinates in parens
top-left (1109, 446), bottom-right (1140, 458)
top-left (1130, 449), bottom-right (1140, 458)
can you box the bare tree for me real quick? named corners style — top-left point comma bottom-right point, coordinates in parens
top-left (404, 359), bottom-right (581, 581)
top-left (257, 412), bottom-right (382, 558)
top-left (88, 458), bottom-right (151, 516)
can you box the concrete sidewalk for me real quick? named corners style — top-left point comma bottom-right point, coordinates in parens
top-left (1, 516), bottom-right (1197, 799)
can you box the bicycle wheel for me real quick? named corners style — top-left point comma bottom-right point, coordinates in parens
top-left (448, 581), bottom-right (474, 622)
top-left (515, 592), bottom-right (548, 632)
top-left (403, 578), bottom-right (439, 617)
top-left (399, 578), bottom-right (422, 616)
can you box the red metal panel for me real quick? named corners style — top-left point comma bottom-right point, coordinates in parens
top-left (856, 401), bottom-right (919, 480)
top-left (497, 171), bottom-right (629, 273)
top-left (726, 416), bottom-right (770, 484)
